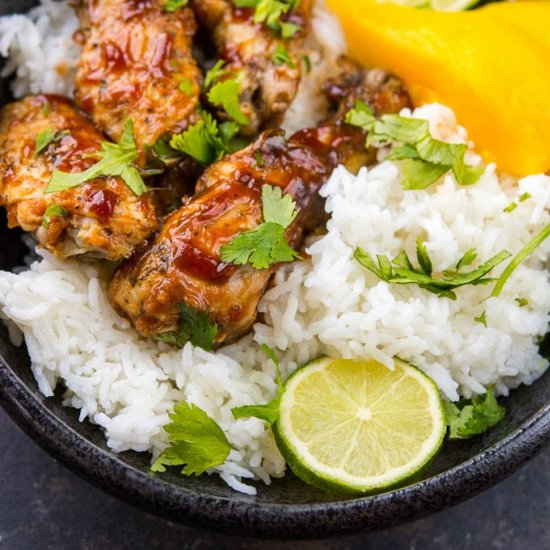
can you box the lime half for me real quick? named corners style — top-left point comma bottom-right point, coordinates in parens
top-left (274, 357), bottom-right (446, 494)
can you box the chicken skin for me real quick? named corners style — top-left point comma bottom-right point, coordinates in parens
top-left (108, 68), bottom-right (411, 345)
top-left (0, 95), bottom-right (158, 260)
top-left (75, 0), bottom-right (202, 151)
top-left (192, 0), bottom-right (312, 134)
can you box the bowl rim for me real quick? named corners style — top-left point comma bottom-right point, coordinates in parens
top-left (1, 350), bottom-right (549, 539)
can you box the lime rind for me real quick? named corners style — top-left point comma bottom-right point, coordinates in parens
top-left (273, 357), bottom-right (447, 495)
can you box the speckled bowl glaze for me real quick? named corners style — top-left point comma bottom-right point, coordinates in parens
top-left (0, 0), bottom-right (549, 539)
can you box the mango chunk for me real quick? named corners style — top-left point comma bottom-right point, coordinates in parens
top-left (327, 0), bottom-right (550, 176)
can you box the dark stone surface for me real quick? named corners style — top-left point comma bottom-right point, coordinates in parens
top-left (1, 407), bottom-right (548, 549)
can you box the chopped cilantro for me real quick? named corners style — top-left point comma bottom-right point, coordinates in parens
top-left (220, 184), bottom-right (301, 270)
top-left (346, 101), bottom-right (484, 190)
top-left (233, 0), bottom-right (302, 38)
top-left (156, 303), bottom-right (218, 351)
top-left (474, 310), bottom-right (487, 327)
top-left (444, 388), bottom-right (505, 440)
top-left (34, 128), bottom-right (70, 157)
top-left (203, 59), bottom-right (229, 90)
top-left (302, 54), bottom-right (312, 73)
top-left (503, 202), bottom-right (517, 213)
top-left (515, 297), bottom-right (529, 307)
top-left (254, 149), bottom-right (264, 167)
top-left (232, 344), bottom-right (284, 425)
top-left (45, 120), bottom-right (147, 196)
top-left (177, 78), bottom-right (194, 96)
top-left (169, 112), bottom-right (241, 166)
top-left (42, 204), bottom-right (68, 229)
top-left (355, 240), bottom-right (511, 300)
top-left (41, 100), bottom-right (50, 117)
top-left (271, 44), bottom-right (295, 68)
top-left (151, 401), bottom-right (230, 476)
top-left (456, 248), bottom-right (477, 270)
top-left (163, 0), bottom-right (188, 12)
top-left (519, 192), bottom-right (531, 202)
top-left (492, 223), bottom-right (550, 297)
top-left (208, 78), bottom-right (250, 126)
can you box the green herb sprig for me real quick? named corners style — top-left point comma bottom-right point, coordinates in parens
top-left (444, 387), bottom-right (505, 439)
top-left (234, 0), bottom-right (302, 38)
top-left (151, 401), bottom-right (230, 476)
top-left (355, 239), bottom-right (511, 300)
top-left (34, 128), bottom-right (70, 157)
top-left (156, 303), bottom-right (218, 351)
top-left (220, 184), bottom-right (301, 270)
top-left (42, 204), bottom-right (69, 229)
top-left (346, 101), bottom-right (484, 190)
top-left (232, 344), bottom-right (284, 425)
top-left (45, 120), bottom-right (146, 196)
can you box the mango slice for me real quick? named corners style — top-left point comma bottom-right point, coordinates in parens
top-left (327, 0), bottom-right (550, 176)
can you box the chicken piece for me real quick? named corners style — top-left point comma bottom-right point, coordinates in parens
top-left (108, 68), bottom-right (411, 345)
top-left (75, 0), bottom-right (202, 151)
top-left (192, 0), bottom-right (312, 134)
top-left (0, 95), bottom-right (159, 260)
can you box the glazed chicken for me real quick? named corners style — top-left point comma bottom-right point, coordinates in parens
top-left (75, 0), bottom-right (203, 151)
top-left (108, 68), bottom-right (411, 345)
top-left (0, 95), bottom-right (158, 260)
top-left (192, 0), bottom-right (312, 134)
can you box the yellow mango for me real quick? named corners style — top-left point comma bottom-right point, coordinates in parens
top-left (326, 0), bottom-right (550, 176)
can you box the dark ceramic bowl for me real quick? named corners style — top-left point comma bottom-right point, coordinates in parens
top-left (0, 0), bottom-right (549, 539)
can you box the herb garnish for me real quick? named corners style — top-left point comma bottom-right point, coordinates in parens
top-left (169, 113), bottom-right (240, 166)
top-left (45, 120), bottom-right (146, 196)
top-left (156, 303), bottom-right (218, 351)
top-left (474, 310), bottom-right (487, 327)
top-left (151, 401), bottom-right (231, 476)
top-left (220, 184), bottom-right (301, 270)
top-left (177, 77), bottom-right (193, 96)
top-left (515, 297), bottom-right (529, 307)
top-left (491, 223), bottom-right (550, 298)
top-left (444, 388), bottom-right (505, 439)
top-left (203, 60), bottom-right (229, 90)
top-left (354, 239), bottom-right (511, 300)
top-left (42, 204), bottom-right (69, 229)
top-left (345, 101), bottom-right (484, 190)
top-left (34, 128), bottom-right (70, 157)
top-left (207, 77), bottom-right (250, 126)
top-left (232, 344), bottom-right (283, 425)
top-left (271, 44), bottom-right (295, 68)
top-left (163, 0), bottom-right (188, 12)
top-left (234, 0), bottom-right (302, 38)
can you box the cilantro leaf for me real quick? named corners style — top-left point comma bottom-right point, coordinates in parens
top-left (42, 203), bottom-right (68, 228)
top-left (208, 78), bottom-right (250, 126)
top-left (35, 128), bottom-right (70, 157)
top-left (261, 184), bottom-right (298, 227)
top-left (170, 113), bottom-right (226, 166)
top-left (302, 54), bottom-right (312, 73)
top-left (157, 303), bottom-right (218, 351)
top-left (346, 101), bottom-right (483, 190)
top-left (163, 0), bottom-right (188, 11)
top-left (220, 184), bottom-right (301, 270)
top-left (177, 77), bottom-right (194, 96)
top-left (203, 59), bottom-right (229, 90)
top-left (151, 401), bottom-right (231, 476)
top-left (456, 248), bottom-right (477, 270)
top-left (232, 344), bottom-right (284, 425)
top-left (45, 120), bottom-right (146, 196)
top-left (271, 44), bottom-right (295, 68)
top-left (233, 0), bottom-right (301, 37)
top-left (444, 388), bottom-right (505, 440)
top-left (355, 246), bottom-right (511, 299)
top-left (474, 310), bottom-right (487, 327)
top-left (515, 297), bottom-right (528, 307)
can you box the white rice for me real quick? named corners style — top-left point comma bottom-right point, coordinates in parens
top-left (0, 2), bottom-right (549, 494)
top-left (0, 0), bottom-right (79, 97)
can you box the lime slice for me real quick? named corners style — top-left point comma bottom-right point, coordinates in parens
top-left (273, 357), bottom-right (446, 494)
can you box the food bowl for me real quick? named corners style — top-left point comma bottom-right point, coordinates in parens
top-left (0, 0), bottom-right (549, 539)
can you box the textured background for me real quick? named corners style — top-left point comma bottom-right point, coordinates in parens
top-left (1, 408), bottom-right (548, 550)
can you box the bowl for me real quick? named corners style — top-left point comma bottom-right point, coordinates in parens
top-left (0, 0), bottom-right (549, 539)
